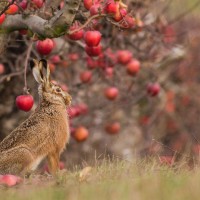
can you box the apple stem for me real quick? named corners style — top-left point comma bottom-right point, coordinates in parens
top-left (23, 38), bottom-right (34, 94)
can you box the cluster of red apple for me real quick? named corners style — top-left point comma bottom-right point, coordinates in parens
top-left (68, 103), bottom-right (88, 118)
top-left (83, 0), bottom-right (136, 28)
top-left (77, 48), bottom-right (141, 86)
top-left (68, 29), bottom-right (103, 57)
top-left (13, 45), bottom-right (160, 122)
top-left (78, 48), bottom-right (160, 100)
top-left (19, 0), bottom-right (44, 9)
top-left (0, 0), bottom-right (44, 20)
top-left (0, 0), bottom-right (45, 37)
top-left (0, 1), bottom-right (19, 25)
top-left (0, 0), bottom-right (161, 142)
top-left (48, 53), bottom-right (79, 72)
top-left (61, 25), bottom-right (102, 57)
top-left (67, 104), bottom-right (89, 142)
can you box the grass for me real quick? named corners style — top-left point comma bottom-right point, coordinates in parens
top-left (0, 159), bottom-right (200, 200)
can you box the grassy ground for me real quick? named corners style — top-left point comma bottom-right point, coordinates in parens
top-left (0, 159), bottom-right (200, 200)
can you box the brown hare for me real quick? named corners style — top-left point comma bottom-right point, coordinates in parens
top-left (0, 59), bottom-right (71, 176)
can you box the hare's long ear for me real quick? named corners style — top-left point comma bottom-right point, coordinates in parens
top-left (30, 59), bottom-right (44, 84)
top-left (39, 59), bottom-right (51, 83)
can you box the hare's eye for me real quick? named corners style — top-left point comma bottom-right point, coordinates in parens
top-left (56, 88), bottom-right (61, 92)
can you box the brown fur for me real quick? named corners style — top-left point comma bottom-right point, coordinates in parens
top-left (0, 59), bottom-right (71, 175)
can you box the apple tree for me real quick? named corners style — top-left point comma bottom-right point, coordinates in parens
top-left (0, 0), bottom-right (190, 165)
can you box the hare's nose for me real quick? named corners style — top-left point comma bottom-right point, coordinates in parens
top-left (65, 94), bottom-right (72, 105)
top-left (68, 95), bottom-right (72, 101)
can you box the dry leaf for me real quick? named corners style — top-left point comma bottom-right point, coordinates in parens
top-left (79, 166), bottom-right (92, 182)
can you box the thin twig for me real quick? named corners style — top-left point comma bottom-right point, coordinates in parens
top-left (23, 39), bottom-right (34, 94)
top-left (68, 14), bottom-right (107, 34)
top-left (0, 70), bottom-right (24, 83)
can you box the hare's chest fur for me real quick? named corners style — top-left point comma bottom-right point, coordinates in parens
top-left (50, 113), bottom-right (70, 152)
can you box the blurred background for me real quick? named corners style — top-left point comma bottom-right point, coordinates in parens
top-left (0, 0), bottom-right (200, 168)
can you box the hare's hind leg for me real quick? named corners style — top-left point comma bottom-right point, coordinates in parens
top-left (47, 152), bottom-right (60, 175)
top-left (0, 146), bottom-right (34, 175)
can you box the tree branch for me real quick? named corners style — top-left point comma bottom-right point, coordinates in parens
top-left (0, 0), bottom-right (82, 38)
top-left (23, 40), bottom-right (34, 94)
top-left (45, 0), bottom-right (63, 15)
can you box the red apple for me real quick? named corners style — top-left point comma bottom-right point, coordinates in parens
top-left (80, 71), bottom-right (92, 83)
top-left (104, 87), bottom-right (119, 100)
top-left (73, 126), bottom-right (89, 142)
top-left (0, 63), bottom-right (5, 74)
top-left (85, 45), bottom-right (102, 57)
top-left (90, 3), bottom-right (103, 16)
top-left (68, 25), bottom-right (84, 40)
top-left (0, 175), bottom-right (22, 187)
top-left (6, 4), bottom-right (18, 15)
top-left (105, 0), bottom-right (117, 14)
top-left (126, 59), bottom-right (140, 75)
top-left (68, 107), bottom-right (80, 118)
top-left (147, 83), bottom-right (160, 97)
top-left (50, 55), bottom-right (61, 64)
top-left (19, 0), bottom-right (28, 9)
top-left (61, 61), bottom-right (68, 68)
top-left (0, 14), bottom-right (6, 25)
top-left (105, 122), bottom-right (120, 134)
top-left (32, 0), bottom-right (44, 8)
top-left (69, 53), bottom-right (79, 61)
top-left (83, 0), bottom-right (98, 10)
top-left (36, 39), bottom-right (54, 55)
top-left (117, 50), bottom-right (132, 64)
top-left (104, 67), bottom-right (113, 77)
top-left (61, 84), bottom-right (68, 92)
top-left (84, 31), bottom-right (101, 47)
top-left (16, 95), bottom-right (34, 112)
top-left (78, 103), bottom-right (88, 114)
top-left (122, 15), bottom-right (136, 28)
top-left (60, 1), bottom-right (64, 9)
